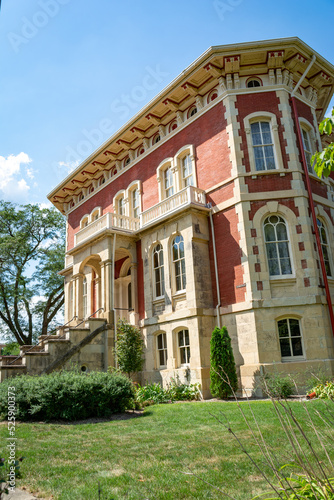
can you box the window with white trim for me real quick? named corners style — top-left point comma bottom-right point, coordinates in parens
top-left (132, 188), bottom-right (140, 218)
top-left (118, 197), bottom-right (125, 216)
top-left (164, 166), bottom-right (174, 198)
top-left (247, 78), bottom-right (261, 88)
top-left (317, 218), bottom-right (332, 277)
top-left (277, 318), bottom-right (304, 359)
top-left (181, 154), bottom-right (194, 187)
top-left (178, 329), bottom-right (190, 365)
top-left (251, 121), bottom-right (276, 171)
top-left (264, 215), bottom-right (292, 277)
top-left (157, 333), bottom-right (167, 367)
top-left (172, 235), bottom-right (186, 292)
top-left (301, 128), bottom-right (313, 174)
top-left (81, 216), bottom-right (89, 228)
top-left (153, 243), bottom-right (164, 299)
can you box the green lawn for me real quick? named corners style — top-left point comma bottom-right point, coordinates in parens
top-left (0, 400), bottom-right (333, 500)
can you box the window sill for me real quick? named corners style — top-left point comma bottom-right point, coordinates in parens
top-left (246, 169), bottom-right (287, 178)
top-left (281, 356), bottom-right (305, 363)
top-left (269, 276), bottom-right (296, 285)
top-left (172, 291), bottom-right (186, 300)
top-left (153, 297), bottom-right (165, 305)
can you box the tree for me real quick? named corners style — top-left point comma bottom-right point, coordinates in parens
top-left (115, 319), bottom-right (145, 378)
top-left (313, 107), bottom-right (334, 178)
top-left (210, 326), bottom-right (238, 398)
top-left (0, 201), bottom-right (65, 345)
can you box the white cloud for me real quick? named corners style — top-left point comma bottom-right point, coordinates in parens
top-left (58, 160), bottom-right (80, 173)
top-left (0, 153), bottom-right (33, 201)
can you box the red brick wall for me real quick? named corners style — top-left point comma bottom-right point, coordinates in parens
top-left (209, 207), bottom-right (245, 307)
top-left (245, 173), bottom-right (292, 193)
top-left (236, 92), bottom-right (289, 173)
top-left (248, 199), bottom-right (300, 221)
top-left (67, 101), bottom-right (230, 250)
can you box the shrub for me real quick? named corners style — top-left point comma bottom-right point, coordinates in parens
top-left (0, 370), bottom-right (135, 421)
top-left (135, 383), bottom-right (171, 406)
top-left (135, 379), bottom-right (201, 406)
top-left (260, 372), bottom-right (294, 398)
top-left (210, 326), bottom-right (238, 398)
top-left (115, 320), bottom-right (145, 378)
top-left (168, 378), bottom-right (201, 401)
top-left (1, 342), bottom-right (20, 356)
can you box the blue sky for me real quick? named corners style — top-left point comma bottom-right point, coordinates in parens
top-left (1, 0), bottom-right (334, 205)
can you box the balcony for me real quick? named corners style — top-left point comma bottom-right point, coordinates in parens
top-left (141, 186), bottom-right (207, 227)
top-left (73, 186), bottom-right (207, 248)
top-left (75, 213), bottom-right (140, 246)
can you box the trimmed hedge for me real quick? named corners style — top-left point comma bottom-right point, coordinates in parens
top-left (0, 370), bottom-right (135, 421)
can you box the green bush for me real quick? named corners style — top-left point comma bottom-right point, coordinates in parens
top-left (1, 342), bottom-right (20, 356)
top-left (260, 372), bottom-right (294, 398)
top-left (210, 326), bottom-right (238, 398)
top-left (0, 370), bottom-right (135, 421)
top-left (115, 320), bottom-right (145, 378)
top-left (135, 379), bottom-right (201, 406)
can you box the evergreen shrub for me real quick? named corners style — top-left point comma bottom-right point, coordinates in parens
top-left (0, 370), bottom-right (135, 421)
top-left (210, 326), bottom-right (238, 398)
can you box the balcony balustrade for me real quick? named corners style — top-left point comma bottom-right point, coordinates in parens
top-left (73, 186), bottom-right (207, 248)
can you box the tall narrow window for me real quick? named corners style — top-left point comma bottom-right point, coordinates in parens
top-left (83, 277), bottom-right (88, 319)
top-left (317, 219), bottom-right (332, 277)
top-left (153, 244), bottom-right (164, 298)
top-left (278, 318), bottom-right (303, 359)
top-left (301, 129), bottom-right (313, 174)
top-left (164, 167), bottom-right (174, 198)
top-left (251, 122), bottom-right (276, 171)
top-left (118, 197), bottom-right (125, 216)
top-left (182, 155), bottom-right (194, 187)
top-left (178, 329), bottom-right (190, 365)
top-left (132, 189), bottom-right (140, 218)
top-left (264, 216), bottom-right (292, 277)
top-left (157, 333), bottom-right (167, 367)
top-left (172, 235), bottom-right (186, 291)
top-left (69, 282), bottom-right (74, 319)
top-left (128, 282), bottom-right (132, 310)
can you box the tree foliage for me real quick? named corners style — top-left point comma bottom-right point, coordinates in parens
top-left (210, 326), bottom-right (238, 398)
top-left (313, 107), bottom-right (334, 178)
top-left (115, 319), bottom-right (145, 378)
top-left (0, 201), bottom-right (65, 345)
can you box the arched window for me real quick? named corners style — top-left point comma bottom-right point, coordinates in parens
top-left (99, 176), bottom-right (105, 186)
top-left (251, 121), bottom-right (276, 171)
top-left (277, 318), bottom-right (304, 359)
top-left (178, 329), bottom-right (190, 365)
top-left (157, 333), bottom-right (167, 367)
top-left (317, 219), bottom-right (332, 277)
top-left (83, 277), bottom-right (88, 318)
top-left (301, 128), bottom-right (313, 173)
top-left (153, 244), bottom-right (164, 299)
top-left (181, 154), bottom-right (194, 187)
top-left (188, 106), bottom-right (197, 118)
top-left (81, 216), bottom-right (89, 229)
top-left (153, 134), bottom-right (160, 145)
top-left (264, 215), bottom-right (292, 277)
top-left (172, 235), bottom-right (186, 292)
top-left (247, 79), bottom-right (261, 88)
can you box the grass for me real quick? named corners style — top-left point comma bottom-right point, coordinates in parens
top-left (0, 400), bottom-right (333, 500)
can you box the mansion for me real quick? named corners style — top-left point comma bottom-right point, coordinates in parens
top-left (47, 37), bottom-right (334, 397)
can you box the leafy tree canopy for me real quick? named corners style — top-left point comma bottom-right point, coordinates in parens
top-left (0, 201), bottom-right (65, 345)
top-left (313, 107), bottom-right (334, 178)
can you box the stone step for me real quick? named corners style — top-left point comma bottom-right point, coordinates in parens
top-left (0, 355), bottom-right (23, 366)
top-left (20, 345), bottom-right (45, 353)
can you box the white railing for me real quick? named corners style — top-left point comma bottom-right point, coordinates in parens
top-left (75, 213), bottom-right (140, 245)
top-left (73, 186), bottom-right (206, 247)
top-left (141, 186), bottom-right (206, 227)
